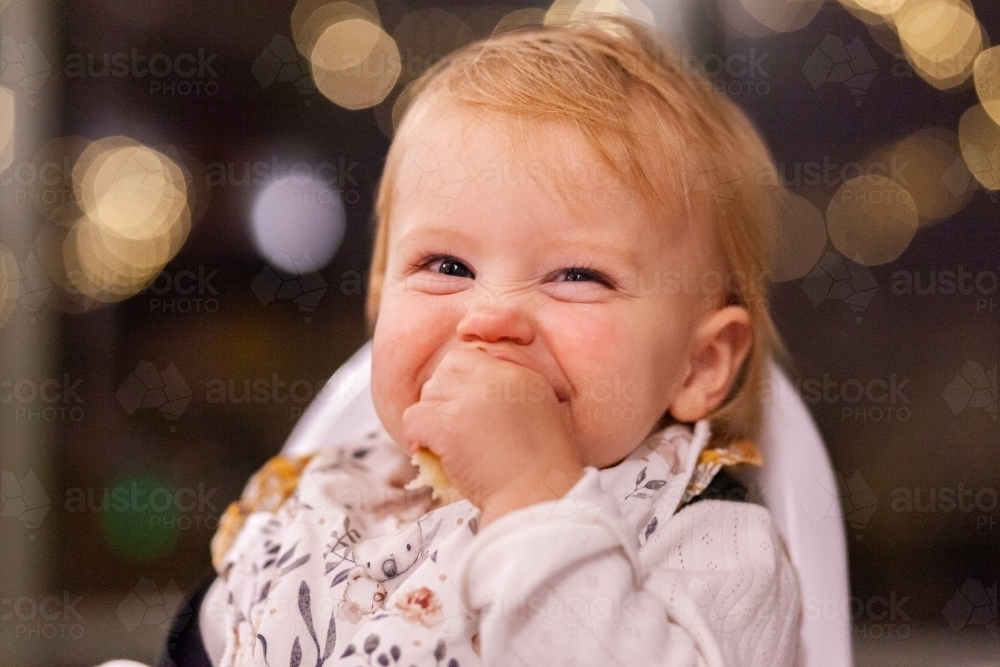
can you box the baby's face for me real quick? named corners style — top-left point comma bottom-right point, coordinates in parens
top-left (371, 105), bottom-right (716, 469)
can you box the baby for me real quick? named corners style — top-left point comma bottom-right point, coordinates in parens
top-left (198, 16), bottom-right (801, 667)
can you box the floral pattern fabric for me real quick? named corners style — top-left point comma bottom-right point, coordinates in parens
top-left (211, 421), bottom-right (792, 667)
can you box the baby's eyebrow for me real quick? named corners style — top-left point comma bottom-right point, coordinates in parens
top-left (393, 223), bottom-right (645, 274)
top-left (394, 225), bottom-right (479, 252)
top-left (552, 240), bottom-right (643, 273)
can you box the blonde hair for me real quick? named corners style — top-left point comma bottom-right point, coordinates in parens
top-left (365, 16), bottom-right (785, 442)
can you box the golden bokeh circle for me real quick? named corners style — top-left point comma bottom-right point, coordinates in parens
top-left (958, 103), bottom-right (1000, 190)
top-left (65, 136), bottom-right (193, 303)
top-left (311, 18), bottom-right (401, 110)
top-left (896, 0), bottom-right (983, 89)
top-left (772, 192), bottom-right (828, 282)
top-left (292, 0), bottom-right (380, 57)
top-left (973, 46), bottom-right (1000, 125)
top-left (826, 174), bottom-right (918, 265)
top-left (873, 128), bottom-right (975, 225)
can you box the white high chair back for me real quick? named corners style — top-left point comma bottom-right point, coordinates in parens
top-left (281, 341), bottom-right (854, 667)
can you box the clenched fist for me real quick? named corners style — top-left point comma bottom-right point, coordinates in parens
top-left (401, 346), bottom-right (585, 526)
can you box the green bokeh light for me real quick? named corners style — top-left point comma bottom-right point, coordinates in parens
top-left (99, 475), bottom-right (180, 561)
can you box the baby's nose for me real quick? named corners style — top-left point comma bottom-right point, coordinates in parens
top-left (455, 296), bottom-right (535, 346)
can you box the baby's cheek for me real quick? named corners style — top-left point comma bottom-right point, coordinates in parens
top-left (554, 308), bottom-right (621, 354)
top-left (372, 317), bottom-right (422, 437)
top-left (370, 354), bottom-right (403, 442)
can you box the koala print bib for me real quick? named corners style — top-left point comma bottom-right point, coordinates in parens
top-left (213, 420), bottom-right (756, 667)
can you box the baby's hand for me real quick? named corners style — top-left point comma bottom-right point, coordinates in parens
top-left (401, 347), bottom-right (584, 526)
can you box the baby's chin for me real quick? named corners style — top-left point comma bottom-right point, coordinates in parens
top-left (573, 420), bottom-right (656, 469)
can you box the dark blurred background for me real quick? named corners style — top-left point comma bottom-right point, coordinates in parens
top-left (0, 0), bottom-right (997, 665)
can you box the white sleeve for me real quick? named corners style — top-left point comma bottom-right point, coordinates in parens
top-left (455, 468), bottom-right (801, 667)
top-left (199, 577), bottom-right (227, 667)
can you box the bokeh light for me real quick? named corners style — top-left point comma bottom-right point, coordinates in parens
top-left (0, 243), bottom-right (17, 326)
top-left (739, 0), bottom-right (824, 34)
top-left (390, 80), bottom-right (420, 132)
top-left (958, 103), bottom-right (1000, 190)
top-left (65, 136), bottom-right (192, 303)
top-left (493, 7), bottom-right (547, 35)
top-left (873, 128), bottom-right (976, 225)
top-left (772, 192), bottom-right (828, 282)
top-left (251, 174), bottom-right (346, 274)
top-left (895, 0), bottom-right (984, 89)
top-left (974, 46), bottom-right (1000, 125)
top-left (826, 174), bottom-right (918, 265)
top-left (718, 0), bottom-right (823, 37)
top-left (839, 0), bottom-right (907, 25)
top-left (310, 18), bottom-right (400, 110)
top-left (98, 476), bottom-right (180, 562)
top-left (545, 0), bottom-right (656, 27)
top-left (291, 0), bottom-right (380, 58)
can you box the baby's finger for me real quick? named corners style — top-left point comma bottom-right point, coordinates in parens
top-left (401, 401), bottom-right (444, 454)
top-left (419, 375), bottom-right (446, 403)
top-left (421, 362), bottom-right (475, 404)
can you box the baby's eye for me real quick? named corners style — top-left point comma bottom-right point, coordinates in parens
top-left (404, 253), bottom-right (476, 294)
top-left (557, 267), bottom-right (614, 288)
top-left (418, 254), bottom-right (474, 279)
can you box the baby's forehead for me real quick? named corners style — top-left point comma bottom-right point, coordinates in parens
top-left (390, 112), bottom-right (714, 264)
top-left (390, 98), bottom-right (721, 265)
top-left (397, 102), bottom-right (647, 209)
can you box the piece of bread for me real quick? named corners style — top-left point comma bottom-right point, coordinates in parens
top-left (405, 448), bottom-right (454, 500)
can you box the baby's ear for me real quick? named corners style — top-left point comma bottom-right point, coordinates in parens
top-left (669, 306), bottom-right (753, 423)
